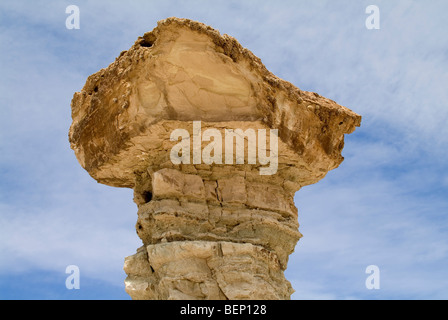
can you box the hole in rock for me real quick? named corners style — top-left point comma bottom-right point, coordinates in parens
top-left (142, 191), bottom-right (152, 203)
top-left (140, 39), bottom-right (153, 48)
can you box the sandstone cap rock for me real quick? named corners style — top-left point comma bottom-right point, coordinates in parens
top-left (69, 17), bottom-right (361, 190)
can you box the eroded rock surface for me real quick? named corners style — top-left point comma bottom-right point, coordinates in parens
top-left (69, 17), bottom-right (361, 300)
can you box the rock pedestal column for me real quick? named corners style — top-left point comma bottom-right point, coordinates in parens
top-left (125, 165), bottom-right (301, 299)
top-left (69, 17), bottom-right (361, 300)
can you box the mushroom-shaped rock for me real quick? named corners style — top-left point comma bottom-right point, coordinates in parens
top-left (69, 17), bottom-right (361, 300)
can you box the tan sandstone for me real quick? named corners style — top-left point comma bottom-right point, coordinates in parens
top-left (69, 17), bottom-right (361, 300)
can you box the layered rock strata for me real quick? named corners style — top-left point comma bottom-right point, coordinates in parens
top-left (69, 17), bottom-right (361, 300)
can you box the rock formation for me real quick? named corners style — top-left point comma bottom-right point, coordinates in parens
top-left (69, 17), bottom-right (361, 300)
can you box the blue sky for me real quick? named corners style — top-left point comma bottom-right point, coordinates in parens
top-left (1, 0), bottom-right (447, 300)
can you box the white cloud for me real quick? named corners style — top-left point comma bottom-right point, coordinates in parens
top-left (0, 187), bottom-right (139, 284)
top-left (288, 141), bottom-right (448, 299)
top-left (1, 0), bottom-right (448, 300)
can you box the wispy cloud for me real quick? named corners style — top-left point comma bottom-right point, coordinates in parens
top-left (1, 0), bottom-right (447, 299)
top-left (288, 136), bottom-right (448, 299)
